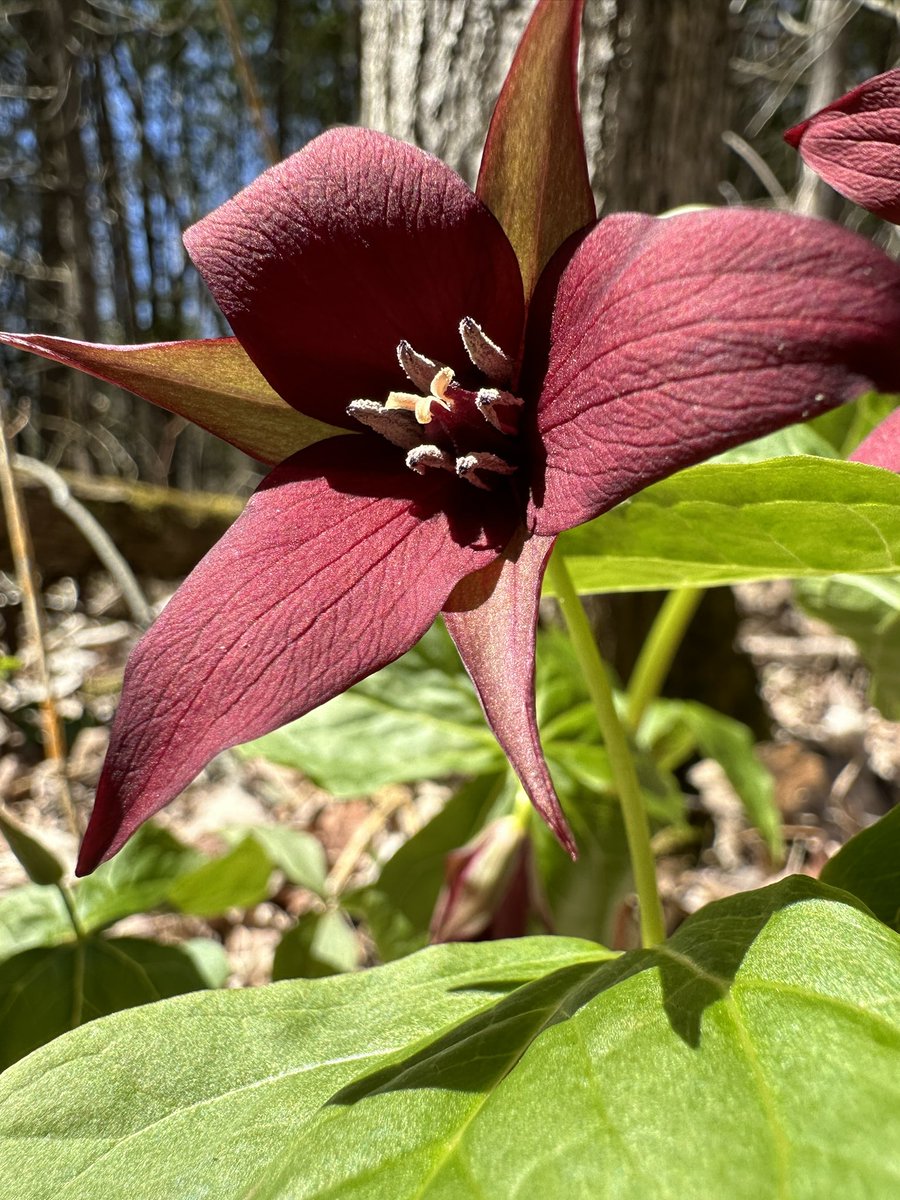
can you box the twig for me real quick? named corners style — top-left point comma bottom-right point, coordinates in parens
top-left (0, 402), bottom-right (80, 836)
top-left (215, 0), bottom-right (280, 167)
top-left (13, 454), bottom-right (153, 628)
top-left (326, 788), bottom-right (410, 898)
top-left (722, 131), bottom-right (791, 210)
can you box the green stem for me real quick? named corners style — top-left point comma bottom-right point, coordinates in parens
top-left (56, 881), bottom-right (86, 942)
top-left (546, 552), bottom-right (666, 948)
top-left (625, 587), bottom-right (704, 732)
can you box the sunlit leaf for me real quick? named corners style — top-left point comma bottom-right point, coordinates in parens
top-left (555, 458), bottom-right (900, 593)
top-left (0, 880), bottom-right (895, 1198)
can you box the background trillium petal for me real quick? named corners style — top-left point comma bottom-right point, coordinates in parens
top-left (785, 68), bottom-right (900, 224)
top-left (0, 333), bottom-right (340, 464)
top-left (530, 208), bottom-right (900, 534)
top-left (443, 532), bottom-right (576, 857)
top-left (185, 128), bottom-right (525, 428)
top-left (77, 437), bottom-right (503, 873)
top-left (850, 407), bottom-right (900, 472)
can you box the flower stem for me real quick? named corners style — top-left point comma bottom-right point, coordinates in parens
top-left (546, 551), bottom-right (666, 947)
top-left (625, 587), bottom-right (703, 732)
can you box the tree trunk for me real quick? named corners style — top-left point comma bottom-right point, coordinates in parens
top-left (362, 0), bottom-right (735, 210)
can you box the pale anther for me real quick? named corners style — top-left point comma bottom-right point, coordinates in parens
top-left (456, 451), bottom-right (516, 489)
top-left (406, 444), bottom-right (455, 475)
top-left (475, 387), bottom-right (524, 431)
top-left (459, 317), bottom-right (513, 385)
top-left (347, 399), bottom-right (421, 450)
top-left (397, 340), bottom-right (442, 393)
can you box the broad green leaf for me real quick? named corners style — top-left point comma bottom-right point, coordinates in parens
top-left (0, 884), bottom-right (72, 962)
top-left (272, 910), bottom-right (359, 981)
top-left (347, 774), bottom-right (504, 961)
top-left (821, 805), bottom-right (900, 929)
top-left (1, 880), bottom-right (897, 1198)
top-left (555, 457), bottom-right (900, 594)
top-left (239, 623), bottom-right (503, 795)
top-left (0, 810), bottom-right (64, 885)
top-left (795, 574), bottom-right (900, 719)
top-left (0, 937), bottom-right (605, 1197)
top-left (476, 0), bottom-right (593, 301)
top-left (0, 333), bottom-right (344, 464)
top-left (168, 836), bottom-right (272, 917)
top-left (75, 823), bottom-right (202, 933)
top-left (0, 936), bottom-right (215, 1070)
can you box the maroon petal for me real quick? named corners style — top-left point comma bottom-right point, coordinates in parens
top-left (77, 438), bottom-right (504, 873)
top-left (443, 531), bottom-right (576, 857)
top-left (184, 129), bottom-right (524, 429)
top-left (850, 408), bottom-right (900, 472)
top-left (785, 69), bottom-right (900, 224)
top-left (530, 209), bottom-right (900, 534)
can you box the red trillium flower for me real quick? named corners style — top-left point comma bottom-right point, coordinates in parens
top-left (785, 67), bottom-right (900, 224)
top-left (5, 5), bottom-right (900, 875)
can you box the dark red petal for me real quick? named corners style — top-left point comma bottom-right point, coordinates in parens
top-left (0, 333), bottom-right (340, 464)
top-left (477, 0), bottom-right (594, 305)
top-left (77, 437), bottom-right (504, 873)
top-left (531, 209), bottom-right (900, 534)
top-left (850, 408), bottom-right (900, 472)
top-left (443, 531), bottom-right (576, 857)
top-left (184, 129), bottom-right (524, 428)
top-left (785, 69), bottom-right (900, 224)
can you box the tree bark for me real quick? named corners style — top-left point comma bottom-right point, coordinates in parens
top-left (361, 0), bottom-right (736, 211)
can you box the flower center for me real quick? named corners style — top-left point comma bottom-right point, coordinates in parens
top-left (347, 318), bottom-right (524, 490)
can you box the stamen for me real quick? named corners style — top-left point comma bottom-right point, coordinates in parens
top-left (475, 387), bottom-right (524, 432)
top-left (459, 317), bottom-right (513, 385)
top-left (347, 399), bottom-right (420, 450)
top-left (406, 444), bottom-right (455, 475)
top-left (456, 451), bottom-right (516, 489)
top-left (397, 340), bottom-right (442, 393)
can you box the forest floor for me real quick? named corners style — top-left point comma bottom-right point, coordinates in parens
top-left (1, 567), bottom-right (898, 985)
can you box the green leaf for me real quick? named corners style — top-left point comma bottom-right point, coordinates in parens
top-left (239, 623), bottom-right (503, 795)
top-left (648, 700), bottom-right (783, 858)
top-left (167, 836), bottom-right (272, 917)
top-left (555, 458), bottom-right (900, 594)
top-left (243, 826), bottom-right (328, 897)
top-left (0, 333), bottom-right (344, 465)
top-left (811, 391), bottom-right (899, 457)
top-left (2, 880), bottom-right (897, 1198)
top-left (178, 938), bottom-right (231, 989)
top-left (821, 805), bottom-right (900, 929)
top-left (0, 936), bottom-right (215, 1070)
top-left (347, 774), bottom-right (504, 961)
top-left (0, 884), bottom-right (72, 962)
top-left (795, 574), bottom-right (900, 720)
top-left (75, 823), bottom-right (202, 933)
top-left (476, 0), bottom-right (594, 301)
top-left (712, 421), bottom-right (839, 463)
top-left (272, 910), bottom-right (359, 981)
top-left (0, 810), bottom-right (64, 885)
